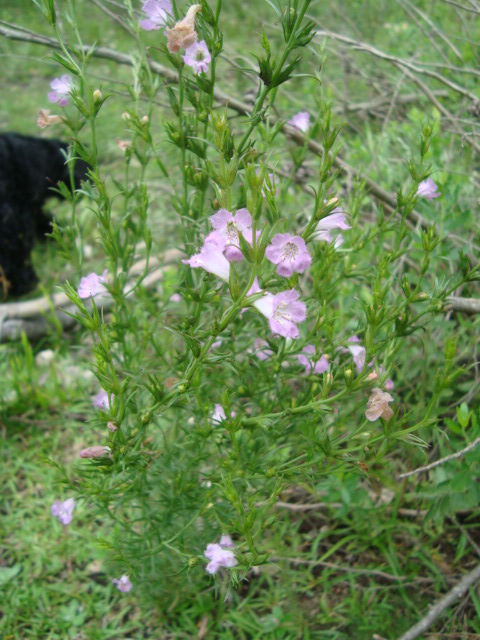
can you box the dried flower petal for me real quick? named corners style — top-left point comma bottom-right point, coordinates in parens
top-left (366, 388), bottom-right (394, 422)
top-left (165, 4), bottom-right (201, 53)
top-left (37, 109), bottom-right (63, 129)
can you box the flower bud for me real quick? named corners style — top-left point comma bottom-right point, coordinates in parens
top-left (93, 89), bottom-right (102, 102)
top-left (80, 445), bottom-right (111, 458)
top-left (37, 109), bottom-right (63, 129)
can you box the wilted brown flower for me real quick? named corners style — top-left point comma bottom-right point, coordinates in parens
top-left (115, 138), bottom-right (132, 152)
top-left (37, 109), bottom-right (63, 129)
top-left (165, 4), bottom-right (201, 53)
top-left (365, 388), bottom-right (394, 422)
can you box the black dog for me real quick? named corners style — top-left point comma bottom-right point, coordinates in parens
top-left (0, 133), bottom-right (90, 298)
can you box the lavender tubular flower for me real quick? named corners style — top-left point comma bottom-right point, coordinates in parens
top-left (416, 178), bottom-right (440, 200)
top-left (254, 289), bottom-right (306, 339)
top-left (51, 498), bottom-right (75, 525)
top-left (182, 236), bottom-right (231, 281)
top-left (139, 0), bottom-right (172, 30)
top-left (48, 75), bottom-right (73, 106)
top-left (347, 336), bottom-right (366, 373)
top-left (298, 345), bottom-right (329, 374)
top-left (204, 536), bottom-right (238, 574)
top-left (112, 575), bottom-right (132, 592)
top-left (266, 233), bottom-right (312, 277)
top-left (254, 338), bottom-right (274, 361)
top-left (288, 111), bottom-right (311, 132)
top-left (77, 270), bottom-right (108, 299)
top-left (92, 389), bottom-right (114, 410)
top-left (209, 208), bottom-right (253, 262)
top-left (183, 41), bottom-right (211, 74)
top-left (313, 210), bottom-right (351, 245)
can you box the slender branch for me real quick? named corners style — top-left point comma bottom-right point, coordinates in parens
top-left (441, 0), bottom-right (480, 13)
top-left (312, 27), bottom-right (478, 103)
top-left (274, 500), bottom-right (427, 518)
top-left (395, 562), bottom-right (480, 640)
top-left (398, 436), bottom-right (480, 479)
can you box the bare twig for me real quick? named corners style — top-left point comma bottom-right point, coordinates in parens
top-left (271, 556), bottom-right (410, 582)
top-left (274, 500), bottom-right (428, 518)
top-left (397, 0), bottom-right (463, 61)
top-left (445, 296), bottom-right (480, 314)
top-left (395, 562), bottom-right (480, 640)
top-left (398, 436), bottom-right (480, 479)
top-left (449, 515), bottom-right (480, 558)
top-left (88, 0), bottom-right (136, 37)
top-left (441, 0), bottom-right (480, 13)
top-left (312, 28), bottom-right (478, 103)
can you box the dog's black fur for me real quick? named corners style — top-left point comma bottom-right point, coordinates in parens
top-left (0, 133), bottom-right (89, 298)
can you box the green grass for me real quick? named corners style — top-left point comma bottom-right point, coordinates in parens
top-left (1, 1), bottom-right (480, 638)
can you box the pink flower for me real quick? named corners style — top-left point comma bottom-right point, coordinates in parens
top-left (139, 0), bottom-right (172, 30)
top-left (212, 404), bottom-right (235, 425)
top-left (219, 534), bottom-right (235, 548)
top-left (51, 498), bottom-right (75, 525)
top-left (78, 270), bottom-right (108, 299)
top-left (183, 40), bottom-right (211, 73)
top-left (266, 233), bottom-right (312, 277)
top-left (170, 293), bottom-right (182, 302)
top-left (207, 208), bottom-right (253, 262)
top-left (288, 111), bottom-right (311, 132)
top-left (182, 236), bottom-right (230, 281)
top-left (366, 388), bottom-right (394, 422)
top-left (48, 75), bottom-right (73, 107)
top-left (254, 289), bottom-right (306, 339)
top-left (298, 345), bottom-right (329, 374)
top-left (79, 445), bottom-right (111, 459)
top-left (417, 178), bottom-right (440, 201)
top-left (92, 389), bottom-right (114, 410)
top-left (347, 336), bottom-right (366, 373)
top-left (367, 363), bottom-right (394, 390)
top-left (313, 210), bottom-right (351, 245)
top-left (254, 338), bottom-right (274, 361)
top-left (384, 377), bottom-right (394, 391)
top-left (112, 575), bottom-right (132, 592)
top-left (204, 538), bottom-right (238, 574)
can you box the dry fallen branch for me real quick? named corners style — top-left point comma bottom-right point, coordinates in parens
top-left (445, 296), bottom-right (480, 314)
top-left (398, 435), bottom-right (480, 479)
top-left (0, 249), bottom-right (182, 343)
top-left (312, 27), bottom-right (479, 103)
top-left (395, 562), bottom-right (480, 640)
